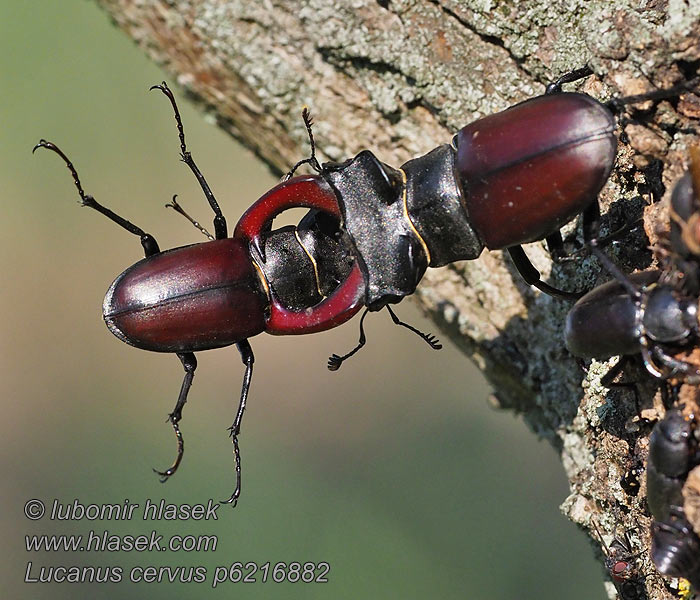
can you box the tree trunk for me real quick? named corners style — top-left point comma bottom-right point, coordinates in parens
top-left (95, 0), bottom-right (700, 597)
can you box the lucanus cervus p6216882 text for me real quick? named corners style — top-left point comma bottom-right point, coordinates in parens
top-left (35, 72), bottom-right (696, 504)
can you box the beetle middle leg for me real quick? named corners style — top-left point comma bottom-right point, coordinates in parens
top-left (328, 306), bottom-right (441, 371)
top-left (507, 245), bottom-right (586, 300)
top-left (506, 184), bottom-right (607, 298)
top-left (151, 81), bottom-right (228, 240)
top-left (154, 352), bottom-right (197, 482)
top-left (221, 339), bottom-right (255, 507)
top-left (32, 140), bottom-right (160, 258)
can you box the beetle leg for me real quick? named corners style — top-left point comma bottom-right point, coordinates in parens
top-left (545, 65), bottom-right (593, 94)
top-left (327, 308), bottom-right (370, 371)
top-left (385, 305), bottom-right (442, 350)
top-left (32, 140), bottom-right (160, 257)
top-left (585, 203), bottom-right (645, 299)
top-left (660, 381), bottom-right (681, 410)
top-left (650, 346), bottom-right (700, 384)
top-left (507, 245), bottom-right (586, 300)
top-left (600, 356), bottom-right (643, 414)
top-left (221, 340), bottom-right (255, 506)
top-left (154, 352), bottom-right (197, 482)
top-left (328, 306), bottom-right (441, 372)
top-left (151, 82), bottom-right (228, 240)
top-left (545, 231), bottom-right (567, 262)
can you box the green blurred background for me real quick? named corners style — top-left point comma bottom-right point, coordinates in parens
top-left (2, 1), bottom-right (602, 597)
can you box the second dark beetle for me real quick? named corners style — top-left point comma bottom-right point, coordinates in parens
top-left (565, 155), bottom-right (700, 382)
top-left (647, 409), bottom-right (700, 591)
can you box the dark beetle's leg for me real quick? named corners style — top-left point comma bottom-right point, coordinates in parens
top-left (660, 381), bottom-right (681, 410)
top-left (585, 202), bottom-right (644, 299)
top-left (545, 66), bottom-right (594, 94)
top-left (327, 308), bottom-right (370, 371)
top-left (590, 217), bottom-right (644, 249)
top-left (151, 82), bottom-right (228, 240)
top-left (154, 352), bottom-right (197, 481)
top-left (599, 356), bottom-right (627, 388)
top-left (221, 340), bottom-right (255, 506)
top-left (385, 306), bottom-right (441, 350)
top-left (651, 346), bottom-right (700, 384)
top-left (285, 107), bottom-right (323, 180)
top-left (600, 356), bottom-right (642, 414)
top-left (607, 78), bottom-right (700, 115)
top-left (507, 245), bottom-right (586, 300)
top-left (582, 199), bottom-right (601, 244)
top-left (32, 140), bottom-right (160, 257)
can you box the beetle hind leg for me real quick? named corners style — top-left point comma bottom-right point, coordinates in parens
top-left (32, 139), bottom-right (160, 257)
top-left (154, 352), bottom-right (197, 482)
top-left (221, 340), bottom-right (255, 507)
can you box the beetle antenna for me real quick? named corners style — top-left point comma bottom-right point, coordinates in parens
top-left (284, 106), bottom-right (323, 180)
top-left (166, 195), bottom-right (215, 240)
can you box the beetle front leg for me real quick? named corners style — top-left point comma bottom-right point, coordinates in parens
top-left (545, 65), bottom-right (593, 94)
top-left (221, 340), bottom-right (255, 507)
top-left (32, 140), bottom-right (160, 258)
top-left (154, 352), bottom-right (197, 482)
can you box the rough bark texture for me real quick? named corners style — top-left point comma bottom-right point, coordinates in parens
top-left (95, 1), bottom-right (699, 597)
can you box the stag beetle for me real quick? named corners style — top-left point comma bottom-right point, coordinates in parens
top-left (35, 72), bottom-right (695, 503)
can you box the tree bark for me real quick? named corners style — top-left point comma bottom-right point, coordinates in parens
top-left (95, 0), bottom-right (700, 597)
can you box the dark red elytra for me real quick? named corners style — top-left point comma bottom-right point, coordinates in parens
top-left (455, 92), bottom-right (616, 249)
top-left (104, 238), bottom-right (267, 353)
